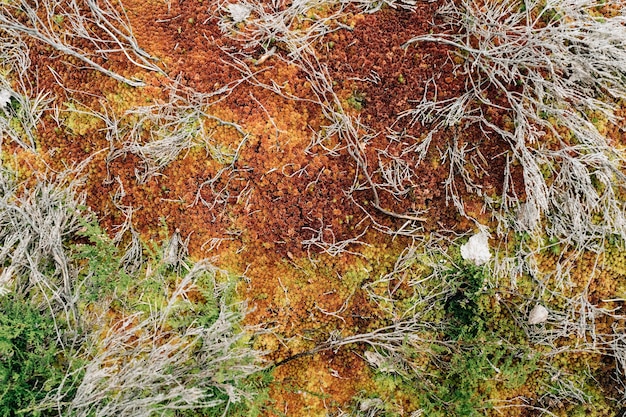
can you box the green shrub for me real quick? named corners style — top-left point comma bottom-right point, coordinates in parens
top-left (72, 215), bottom-right (130, 302)
top-left (0, 295), bottom-right (79, 417)
top-left (444, 264), bottom-right (486, 339)
top-left (418, 263), bottom-right (537, 416)
top-left (419, 342), bottom-right (537, 417)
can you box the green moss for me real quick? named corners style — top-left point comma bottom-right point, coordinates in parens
top-left (346, 91), bottom-right (366, 111)
top-left (418, 325), bottom-right (537, 416)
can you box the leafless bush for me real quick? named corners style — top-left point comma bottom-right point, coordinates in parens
top-left (0, 29), bottom-right (48, 152)
top-left (38, 261), bottom-right (267, 417)
top-left (402, 0), bottom-right (626, 246)
top-left (103, 81), bottom-right (249, 185)
top-left (302, 221), bottom-right (369, 257)
top-left (104, 176), bottom-right (144, 273)
top-left (0, 0), bottom-right (164, 87)
top-left (107, 97), bottom-right (205, 182)
top-left (363, 235), bottom-right (456, 318)
top-left (216, 0), bottom-right (418, 52)
top-left (0, 30), bottom-right (31, 77)
top-left (538, 363), bottom-right (593, 406)
top-left (0, 75), bottom-right (53, 150)
top-left (0, 163), bottom-right (91, 331)
top-left (216, 0), bottom-right (350, 63)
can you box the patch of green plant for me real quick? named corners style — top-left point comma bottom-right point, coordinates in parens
top-left (52, 14), bottom-right (64, 26)
top-left (412, 262), bottom-right (538, 416)
top-left (219, 368), bottom-right (274, 417)
top-left (0, 295), bottom-right (82, 417)
top-left (419, 340), bottom-right (537, 417)
top-left (347, 91), bottom-right (366, 111)
top-left (444, 264), bottom-right (487, 339)
top-left (543, 235), bottom-right (562, 256)
top-left (358, 369), bottom-right (423, 416)
top-left (72, 214), bottom-right (130, 302)
top-left (0, 95), bottom-right (19, 117)
top-left (60, 101), bottom-right (100, 136)
top-left (540, 5), bottom-right (563, 23)
top-left (165, 272), bottom-right (223, 332)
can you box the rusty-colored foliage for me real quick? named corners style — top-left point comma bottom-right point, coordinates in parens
top-left (318, 6), bottom-right (528, 231)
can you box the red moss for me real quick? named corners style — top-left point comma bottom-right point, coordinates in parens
top-left (318, 6), bottom-right (526, 232)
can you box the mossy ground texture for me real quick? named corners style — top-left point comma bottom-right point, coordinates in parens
top-left (1, 0), bottom-right (626, 415)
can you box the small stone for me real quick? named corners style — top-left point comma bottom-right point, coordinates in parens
top-left (460, 231), bottom-right (491, 266)
top-left (228, 3), bottom-right (252, 23)
top-left (528, 304), bottom-right (549, 325)
top-left (0, 89), bottom-right (11, 109)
